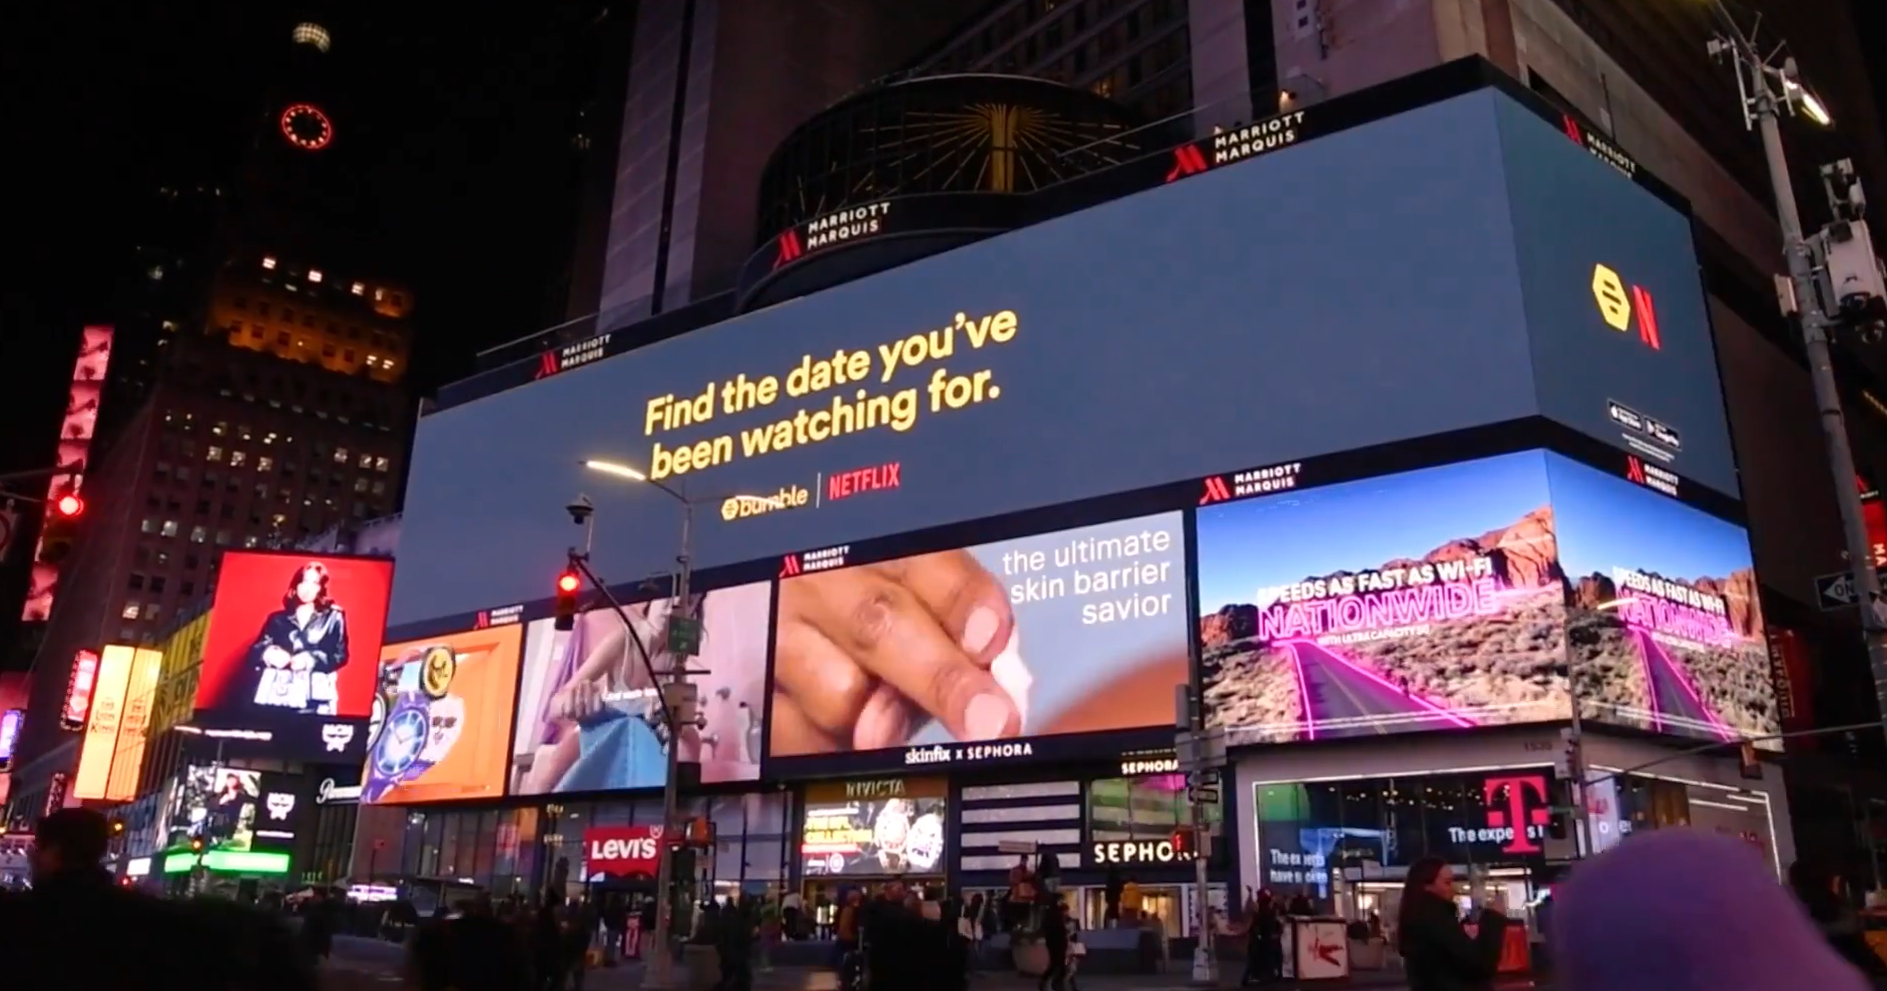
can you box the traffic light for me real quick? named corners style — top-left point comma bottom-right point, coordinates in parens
top-left (38, 490), bottom-right (84, 563)
top-left (554, 569), bottom-right (581, 631)
top-left (1739, 741), bottom-right (1764, 781)
top-left (1169, 826), bottom-right (1193, 858)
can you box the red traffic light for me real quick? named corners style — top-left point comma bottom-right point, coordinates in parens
top-left (54, 494), bottom-right (83, 517)
top-left (557, 572), bottom-right (581, 594)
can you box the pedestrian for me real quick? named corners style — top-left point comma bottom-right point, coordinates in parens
top-left (1789, 860), bottom-right (1887, 979)
top-left (534, 897), bottom-right (567, 991)
top-left (715, 896), bottom-right (755, 991)
top-left (1395, 855), bottom-right (1508, 991)
top-left (1240, 889), bottom-right (1283, 986)
top-left (409, 904), bottom-right (535, 991)
top-left (1037, 900), bottom-right (1070, 991)
top-left (565, 895), bottom-right (597, 990)
top-left (1555, 829), bottom-right (1870, 991)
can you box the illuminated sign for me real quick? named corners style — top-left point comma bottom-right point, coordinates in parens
top-left (825, 462), bottom-right (901, 503)
top-left (1559, 114), bottom-right (1638, 181)
top-left (1591, 264), bottom-right (1661, 351)
top-left (1120, 755), bottom-right (1179, 776)
top-left (1166, 110), bottom-right (1310, 183)
top-left (23, 325), bottom-right (113, 622)
top-left (0, 710), bottom-right (21, 768)
top-left (533, 333), bottom-right (615, 381)
top-left (1624, 455), bottom-right (1680, 497)
top-left (161, 849), bottom-right (291, 874)
top-left (1091, 839), bottom-right (1179, 864)
top-left (719, 487), bottom-right (810, 521)
top-left (1464, 773), bottom-right (1553, 855)
top-left (61, 649), bottom-right (100, 731)
top-left (104, 647), bottom-right (163, 801)
top-left (1200, 462), bottom-right (1304, 506)
top-left (45, 772), bottom-right (69, 815)
top-left (73, 645), bottom-right (136, 800)
top-left (584, 825), bottom-right (662, 877)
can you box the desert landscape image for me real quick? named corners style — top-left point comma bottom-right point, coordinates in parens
top-left (1196, 453), bottom-right (1574, 744)
top-left (1546, 452), bottom-right (1780, 748)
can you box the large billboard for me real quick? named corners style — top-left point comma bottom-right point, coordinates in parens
top-left (768, 511), bottom-right (1188, 773)
top-left (193, 551), bottom-right (393, 762)
top-left (22, 325), bottom-right (113, 621)
top-left (105, 647), bottom-right (163, 801)
top-left (1547, 453), bottom-right (1778, 748)
top-left (364, 625), bottom-right (523, 804)
top-left (1198, 453), bottom-right (1570, 743)
top-left (510, 582), bottom-right (771, 795)
top-left (389, 88), bottom-right (1732, 627)
top-left (73, 645), bottom-right (137, 800)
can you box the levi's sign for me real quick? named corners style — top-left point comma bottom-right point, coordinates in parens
top-left (583, 825), bottom-right (663, 876)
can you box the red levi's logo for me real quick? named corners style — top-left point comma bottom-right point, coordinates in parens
top-left (583, 826), bottom-right (663, 876)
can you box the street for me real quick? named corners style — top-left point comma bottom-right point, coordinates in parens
top-left (319, 936), bottom-right (1476, 990)
top-left (1287, 643), bottom-right (1476, 737)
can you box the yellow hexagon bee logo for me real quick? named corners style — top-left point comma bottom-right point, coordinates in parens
top-left (1592, 263), bottom-right (1632, 332)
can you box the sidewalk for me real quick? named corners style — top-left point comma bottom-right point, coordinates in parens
top-left (571, 961), bottom-right (1455, 990)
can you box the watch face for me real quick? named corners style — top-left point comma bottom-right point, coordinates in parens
top-left (280, 103), bottom-right (333, 150)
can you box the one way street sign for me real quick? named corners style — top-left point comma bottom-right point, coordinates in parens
top-left (1817, 571), bottom-right (1859, 610)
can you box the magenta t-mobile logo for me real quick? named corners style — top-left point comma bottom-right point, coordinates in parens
top-left (1482, 775), bottom-right (1552, 855)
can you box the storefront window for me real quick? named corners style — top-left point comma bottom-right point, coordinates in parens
top-left (1088, 773), bottom-right (1220, 844)
top-left (1253, 769), bottom-right (1559, 925)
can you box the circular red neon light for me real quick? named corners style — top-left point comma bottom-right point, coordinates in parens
top-left (55, 494), bottom-right (83, 516)
top-left (280, 103), bottom-right (334, 151)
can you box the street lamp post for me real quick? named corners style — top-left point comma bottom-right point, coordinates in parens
top-left (576, 459), bottom-right (780, 988)
top-left (1704, 7), bottom-right (1887, 739)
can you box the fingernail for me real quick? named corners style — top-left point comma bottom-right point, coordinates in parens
top-left (992, 646), bottom-right (1032, 731)
top-left (961, 605), bottom-right (1000, 655)
top-left (855, 685), bottom-right (908, 750)
top-left (965, 693), bottom-right (1014, 741)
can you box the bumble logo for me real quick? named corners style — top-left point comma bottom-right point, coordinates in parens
top-left (1591, 263), bottom-right (1661, 351)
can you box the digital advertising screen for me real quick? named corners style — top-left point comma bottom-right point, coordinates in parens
top-left (391, 91), bottom-right (1585, 627)
top-left (1495, 97), bottom-right (1739, 498)
top-left (800, 779), bottom-right (948, 878)
top-left (1547, 453), bottom-right (1778, 748)
top-left (163, 764), bottom-right (302, 856)
top-left (193, 551), bottom-right (393, 762)
top-left (768, 511), bottom-right (1188, 772)
top-left (1198, 453), bottom-right (1571, 743)
top-left (510, 581), bottom-right (771, 795)
top-left (363, 624), bottom-right (523, 804)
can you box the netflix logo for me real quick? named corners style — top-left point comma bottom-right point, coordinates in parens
top-left (827, 462), bottom-right (901, 503)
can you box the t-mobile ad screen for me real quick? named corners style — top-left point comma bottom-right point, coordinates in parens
top-left (1198, 452), bottom-right (1572, 742)
top-left (1548, 453), bottom-right (1777, 749)
top-left (768, 511), bottom-right (1188, 774)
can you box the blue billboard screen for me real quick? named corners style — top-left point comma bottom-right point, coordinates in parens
top-left (390, 87), bottom-right (1734, 639)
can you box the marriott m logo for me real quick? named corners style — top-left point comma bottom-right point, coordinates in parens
top-left (533, 351), bottom-right (561, 380)
top-left (1626, 456), bottom-right (1648, 486)
top-left (1199, 476), bottom-right (1232, 506)
top-left (778, 554), bottom-right (803, 578)
top-left (1165, 144), bottom-right (1209, 183)
top-left (773, 231), bottom-right (804, 270)
top-left (1591, 263), bottom-right (1661, 351)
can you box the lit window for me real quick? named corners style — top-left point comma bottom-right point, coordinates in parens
top-left (358, 453), bottom-right (372, 468)
top-left (212, 422), bottom-right (227, 436)
top-left (230, 451), bottom-right (247, 467)
top-left (308, 269), bottom-right (323, 283)
top-left (365, 355), bottom-right (378, 367)
top-left (207, 446), bottom-right (224, 462)
top-left (189, 526), bottom-right (207, 544)
top-left (160, 520), bottom-right (178, 537)
top-left (243, 536), bottom-right (260, 548)
top-left (354, 477), bottom-right (369, 493)
top-left (334, 447), bottom-right (349, 464)
top-left (350, 282), bottom-right (365, 295)
top-left (141, 518), bottom-right (156, 534)
top-left (374, 456), bottom-right (389, 472)
top-left (262, 256), bottom-right (278, 270)
top-left (374, 287), bottom-right (385, 301)
top-left (122, 603), bottom-right (141, 620)
top-left (382, 360), bottom-right (396, 371)
top-left (257, 456), bottom-right (274, 471)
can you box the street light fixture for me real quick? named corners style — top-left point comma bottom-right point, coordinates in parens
top-left (573, 457), bottom-right (782, 988)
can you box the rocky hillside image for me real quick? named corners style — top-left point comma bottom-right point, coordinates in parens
top-left (1202, 507), bottom-right (1571, 744)
top-left (1565, 567), bottom-right (1777, 739)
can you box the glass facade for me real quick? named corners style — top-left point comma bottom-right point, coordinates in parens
top-left (387, 792), bottom-right (791, 902)
top-left (1088, 772), bottom-right (1221, 844)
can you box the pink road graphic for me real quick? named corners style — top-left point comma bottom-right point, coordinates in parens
top-left (1632, 628), bottom-right (1736, 741)
top-left (1281, 640), bottom-right (1477, 739)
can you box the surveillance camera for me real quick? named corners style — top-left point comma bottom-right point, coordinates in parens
top-left (566, 494), bottom-right (595, 525)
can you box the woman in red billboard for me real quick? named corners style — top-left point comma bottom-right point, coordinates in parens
top-left (227, 562), bottom-right (352, 715)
